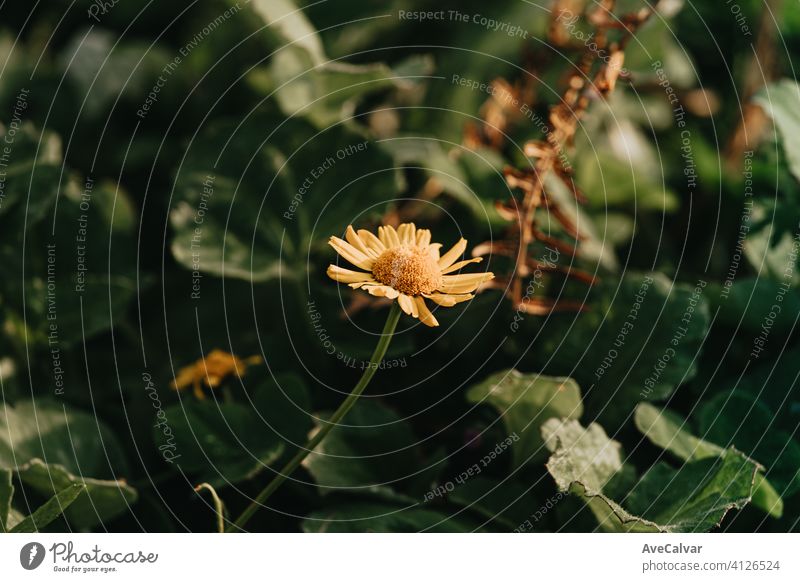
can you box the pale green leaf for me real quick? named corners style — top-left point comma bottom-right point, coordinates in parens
top-left (468, 371), bottom-right (583, 466)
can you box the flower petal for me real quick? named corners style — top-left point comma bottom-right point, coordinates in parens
top-left (327, 264), bottom-right (374, 284)
top-left (171, 366), bottom-right (196, 391)
top-left (397, 293), bottom-right (415, 315)
top-left (440, 256), bottom-right (483, 274)
top-left (438, 238), bottom-right (467, 269)
top-left (329, 236), bottom-right (374, 270)
top-left (438, 272), bottom-right (494, 294)
top-left (345, 225), bottom-right (375, 257)
top-left (378, 225), bottom-right (401, 248)
top-left (428, 243), bottom-right (442, 261)
top-left (358, 229), bottom-right (386, 254)
top-left (397, 223), bottom-right (417, 244)
top-left (409, 295), bottom-right (419, 317)
top-left (415, 296), bottom-right (439, 327)
top-left (423, 292), bottom-right (474, 307)
top-left (362, 284), bottom-right (400, 299)
top-left (416, 229), bottom-right (432, 248)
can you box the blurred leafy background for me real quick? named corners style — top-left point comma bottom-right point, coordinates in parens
top-left (0, 0), bottom-right (799, 532)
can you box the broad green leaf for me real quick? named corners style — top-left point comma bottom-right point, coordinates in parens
top-left (742, 198), bottom-right (800, 287)
top-left (542, 419), bottom-right (624, 495)
top-left (575, 96), bottom-right (679, 213)
top-left (448, 477), bottom-right (539, 531)
top-left (249, 0), bottom-right (431, 128)
top-left (0, 161), bottom-right (139, 348)
top-left (711, 277), bottom-right (800, 335)
top-left (170, 173), bottom-right (288, 282)
top-left (16, 459), bottom-right (136, 530)
top-left (0, 123), bottom-right (62, 222)
top-left (698, 391), bottom-right (800, 498)
top-left (252, 373), bottom-right (314, 449)
top-left (635, 403), bottom-right (783, 518)
top-left (563, 482), bottom-right (661, 533)
top-left (10, 482), bottom-right (85, 533)
top-left (634, 403), bottom-right (724, 461)
top-left (406, 2), bottom-right (550, 142)
top-left (624, 11), bottom-right (697, 88)
top-left (379, 138), bottom-right (502, 222)
top-left (5, 508), bottom-right (25, 531)
top-left (755, 80), bottom-right (800, 183)
top-left (156, 400), bottom-right (285, 487)
top-left (60, 28), bottom-right (168, 119)
top-left (0, 468), bottom-right (12, 531)
top-left (169, 116), bottom-right (399, 282)
top-left (250, 0), bottom-right (325, 65)
top-left (467, 370), bottom-right (582, 466)
top-left (304, 501), bottom-right (479, 532)
top-left (734, 344), bottom-right (800, 420)
top-left (751, 473), bottom-right (785, 520)
top-left (531, 273), bottom-right (709, 428)
top-left (267, 47), bottom-right (401, 128)
top-left (625, 456), bottom-right (757, 532)
top-left (0, 399), bottom-right (128, 476)
top-left (303, 400), bottom-right (419, 491)
top-left (543, 419), bottom-right (758, 532)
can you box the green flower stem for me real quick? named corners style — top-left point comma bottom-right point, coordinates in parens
top-left (227, 301), bottom-right (402, 532)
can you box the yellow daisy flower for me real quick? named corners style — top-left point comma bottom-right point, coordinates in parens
top-left (326, 223), bottom-right (494, 327)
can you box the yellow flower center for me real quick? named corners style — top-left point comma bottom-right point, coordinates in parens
top-left (372, 245), bottom-right (442, 296)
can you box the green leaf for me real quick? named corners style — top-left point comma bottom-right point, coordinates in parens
top-left (303, 400), bottom-right (419, 491)
top-left (0, 399), bottom-right (128, 476)
top-left (0, 123), bottom-right (62, 222)
top-left (170, 173), bottom-right (287, 282)
top-left (742, 198), bottom-right (800, 286)
top-left (16, 459), bottom-right (136, 530)
top-left (0, 468), bottom-right (12, 531)
top-left (467, 370), bottom-right (582, 467)
top-left (61, 28), bottom-right (168, 119)
top-left (169, 117), bottom-right (399, 282)
top-left (625, 456), bottom-right (757, 532)
top-left (10, 482), bottom-right (85, 533)
top-left (755, 80), bottom-right (800, 183)
top-left (267, 47), bottom-right (405, 129)
top-left (250, 0), bottom-right (325, 65)
top-left (751, 472), bottom-right (785, 520)
top-left (1, 170), bottom-right (140, 348)
top-left (575, 96), bottom-right (679, 213)
top-left (248, 0), bottom-right (431, 128)
top-left (156, 400), bottom-right (285, 487)
top-left (634, 402), bottom-right (724, 461)
top-left (542, 419), bottom-right (624, 495)
top-left (712, 277), bottom-right (800, 336)
top-left (304, 501), bottom-right (478, 532)
top-left (252, 373), bottom-right (314, 449)
top-left (561, 481), bottom-right (662, 533)
top-left (447, 476), bottom-right (539, 531)
top-left (543, 418), bottom-right (758, 532)
top-left (634, 403), bottom-right (783, 518)
top-left (698, 391), bottom-right (800, 498)
top-left (379, 138), bottom-right (502, 222)
top-left (532, 273), bottom-right (709, 428)
top-left (624, 15), bottom-right (697, 88)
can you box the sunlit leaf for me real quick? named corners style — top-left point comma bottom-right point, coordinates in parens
top-left (467, 369), bottom-right (582, 466)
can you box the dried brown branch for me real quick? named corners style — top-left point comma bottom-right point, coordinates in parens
top-left (467, 0), bottom-right (661, 314)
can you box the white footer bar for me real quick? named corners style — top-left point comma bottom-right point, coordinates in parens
top-left (0, 533), bottom-right (797, 581)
